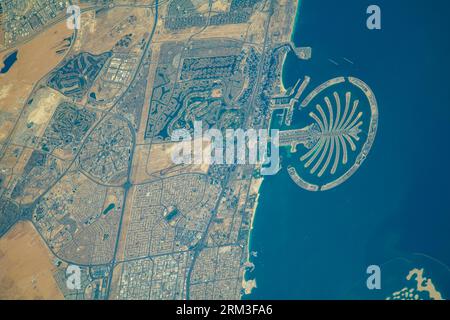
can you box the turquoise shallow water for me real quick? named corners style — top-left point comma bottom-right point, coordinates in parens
top-left (246, 0), bottom-right (450, 299)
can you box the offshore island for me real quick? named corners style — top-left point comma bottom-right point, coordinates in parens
top-left (0, 0), bottom-right (382, 299)
top-left (0, 0), bottom-right (445, 302)
top-left (0, 0), bottom-right (389, 301)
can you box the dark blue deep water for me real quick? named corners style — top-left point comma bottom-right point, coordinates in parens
top-left (0, 50), bottom-right (18, 74)
top-left (247, 0), bottom-right (450, 299)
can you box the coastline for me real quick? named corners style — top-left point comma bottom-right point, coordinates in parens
top-left (241, 176), bottom-right (263, 296)
top-left (279, 0), bottom-right (302, 93)
top-left (241, 0), bottom-right (301, 298)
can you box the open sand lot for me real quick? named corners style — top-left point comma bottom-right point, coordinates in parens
top-left (0, 221), bottom-right (64, 300)
top-left (0, 21), bottom-right (73, 144)
top-left (74, 7), bottom-right (154, 55)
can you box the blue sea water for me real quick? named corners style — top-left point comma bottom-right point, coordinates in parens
top-left (247, 0), bottom-right (450, 299)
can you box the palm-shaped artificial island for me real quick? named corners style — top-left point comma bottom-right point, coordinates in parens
top-left (275, 76), bottom-right (378, 191)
